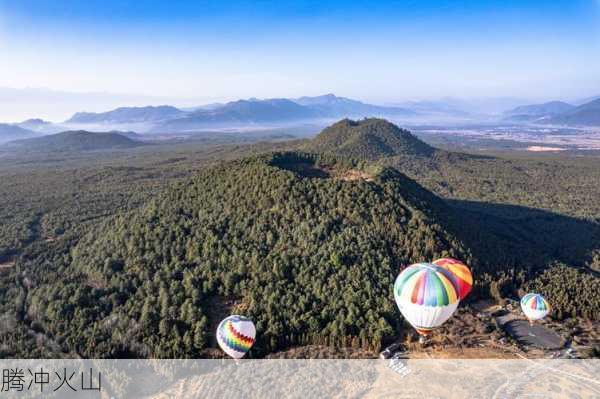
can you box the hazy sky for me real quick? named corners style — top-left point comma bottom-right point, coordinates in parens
top-left (1, 0), bottom-right (599, 121)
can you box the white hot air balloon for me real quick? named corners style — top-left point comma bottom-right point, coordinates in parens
top-left (520, 293), bottom-right (549, 325)
top-left (394, 263), bottom-right (460, 339)
top-left (216, 315), bottom-right (256, 359)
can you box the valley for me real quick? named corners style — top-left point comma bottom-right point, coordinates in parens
top-left (410, 124), bottom-right (600, 153)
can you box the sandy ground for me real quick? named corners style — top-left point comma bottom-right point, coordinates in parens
top-left (0, 260), bottom-right (15, 270)
top-left (526, 146), bottom-right (566, 152)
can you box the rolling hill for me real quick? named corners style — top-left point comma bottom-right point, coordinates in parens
top-left (0, 123), bottom-right (40, 144)
top-left (66, 105), bottom-right (185, 124)
top-left (546, 98), bottom-right (600, 126)
top-left (503, 101), bottom-right (574, 122)
top-left (16, 118), bottom-right (65, 134)
top-left (305, 118), bottom-right (435, 160)
top-left (16, 118), bottom-right (52, 130)
top-left (5, 130), bottom-right (144, 152)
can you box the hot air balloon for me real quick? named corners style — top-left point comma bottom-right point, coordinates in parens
top-left (520, 293), bottom-right (549, 325)
top-left (394, 263), bottom-right (460, 339)
top-left (216, 315), bottom-right (256, 359)
top-left (432, 258), bottom-right (473, 300)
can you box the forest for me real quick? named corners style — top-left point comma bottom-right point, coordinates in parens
top-left (0, 119), bottom-right (599, 358)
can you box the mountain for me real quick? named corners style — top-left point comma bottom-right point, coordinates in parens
top-left (155, 98), bottom-right (319, 131)
top-left (66, 105), bottom-right (186, 124)
top-left (0, 123), bottom-right (40, 144)
top-left (305, 118), bottom-right (435, 160)
top-left (62, 152), bottom-right (469, 357)
top-left (5, 130), bottom-right (144, 152)
top-left (15, 118), bottom-right (65, 134)
top-left (503, 101), bottom-right (574, 122)
top-left (574, 95), bottom-right (600, 106)
top-left (17, 118), bottom-right (52, 129)
top-left (151, 95), bottom-right (416, 132)
top-left (546, 98), bottom-right (600, 126)
top-left (293, 94), bottom-right (415, 118)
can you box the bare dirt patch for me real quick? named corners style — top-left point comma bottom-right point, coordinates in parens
top-left (86, 275), bottom-right (107, 290)
top-left (336, 169), bottom-right (375, 182)
top-left (275, 159), bottom-right (374, 182)
top-left (526, 146), bottom-right (566, 152)
top-left (407, 346), bottom-right (519, 359)
top-left (0, 259), bottom-right (15, 271)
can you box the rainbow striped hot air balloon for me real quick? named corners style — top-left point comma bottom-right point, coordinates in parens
top-left (432, 258), bottom-right (473, 300)
top-left (216, 315), bottom-right (256, 359)
top-left (520, 293), bottom-right (549, 324)
top-left (394, 263), bottom-right (460, 336)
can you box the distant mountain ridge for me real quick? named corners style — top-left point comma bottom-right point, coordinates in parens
top-left (155, 95), bottom-right (415, 132)
top-left (505, 101), bottom-right (574, 118)
top-left (293, 93), bottom-right (415, 118)
top-left (66, 105), bottom-right (185, 124)
top-left (0, 123), bottom-right (40, 144)
top-left (305, 118), bottom-right (435, 160)
top-left (60, 94), bottom-right (416, 132)
top-left (156, 98), bottom-right (317, 131)
top-left (5, 130), bottom-right (144, 152)
top-left (546, 98), bottom-right (600, 126)
top-left (20, 93), bottom-right (600, 132)
top-left (15, 118), bottom-right (65, 134)
top-left (501, 98), bottom-right (600, 126)
top-left (17, 118), bottom-right (52, 128)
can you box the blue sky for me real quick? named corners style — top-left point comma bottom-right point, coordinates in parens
top-left (0, 1), bottom-right (599, 119)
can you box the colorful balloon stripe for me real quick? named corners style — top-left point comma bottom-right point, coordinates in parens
top-left (432, 258), bottom-right (473, 300)
top-left (395, 263), bottom-right (458, 307)
top-left (219, 320), bottom-right (254, 352)
top-left (521, 293), bottom-right (548, 311)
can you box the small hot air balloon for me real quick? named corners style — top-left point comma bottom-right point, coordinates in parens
top-left (520, 293), bottom-right (549, 325)
top-left (432, 258), bottom-right (473, 300)
top-left (216, 315), bottom-right (256, 359)
top-left (394, 263), bottom-right (460, 338)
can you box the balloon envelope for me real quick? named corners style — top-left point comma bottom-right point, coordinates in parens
top-left (394, 263), bottom-right (460, 336)
top-left (216, 315), bottom-right (256, 359)
top-left (432, 258), bottom-right (473, 300)
top-left (520, 293), bottom-right (549, 322)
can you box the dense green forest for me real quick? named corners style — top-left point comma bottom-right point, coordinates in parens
top-left (14, 153), bottom-right (471, 357)
top-left (1, 119), bottom-right (599, 358)
top-left (305, 118), bottom-right (435, 160)
top-left (5, 130), bottom-right (143, 153)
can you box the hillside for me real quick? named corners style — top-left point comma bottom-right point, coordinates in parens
top-left (66, 105), bottom-right (185, 124)
top-left (305, 118), bottom-right (435, 160)
top-left (16, 118), bottom-right (51, 130)
top-left (29, 152), bottom-right (469, 357)
top-left (0, 123), bottom-right (40, 144)
top-left (2, 144), bottom-right (599, 359)
top-left (156, 98), bottom-right (319, 131)
top-left (5, 130), bottom-right (144, 152)
top-left (16, 118), bottom-right (64, 134)
top-left (293, 94), bottom-right (415, 118)
top-left (547, 98), bottom-right (600, 126)
top-left (503, 101), bottom-right (574, 122)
